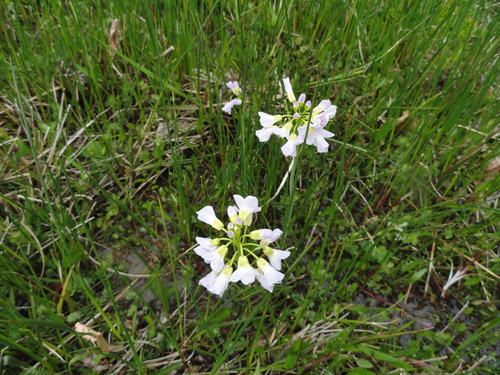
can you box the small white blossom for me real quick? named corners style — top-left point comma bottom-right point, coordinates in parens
top-left (195, 244), bottom-right (228, 272)
top-left (192, 237), bottom-right (217, 261)
top-left (256, 126), bottom-right (282, 142)
top-left (281, 134), bottom-right (304, 157)
top-left (263, 247), bottom-right (290, 271)
top-left (233, 194), bottom-right (261, 226)
top-left (298, 123), bottom-right (335, 153)
top-left (199, 266), bottom-right (233, 297)
top-left (222, 98), bottom-right (242, 114)
top-left (258, 112), bottom-right (282, 127)
top-left (250, 228), bottom-right (283, 246)
top-left (196, 206), bottom-right (224, 230)
top-left (230, 256), bottom-right (258, 285)
top-left (256, 258), bottom-right (285, 292)
top-left (226, 81), bottom-right (242, 96)
top-left (283, 77), bottom-right (296, 102)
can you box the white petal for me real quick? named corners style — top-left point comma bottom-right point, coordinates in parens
top-left (199, 271), bottom-right (218, 290)
top-left (256, 258), bottom-right (284, 292)
top-left (210, 267), bottom-right (233, 296)
top-left (258, 112), bottom-right (281, 127)
top-left (230, 256), bottom-right (257, 285)
top-left (256, 127), bottom-right (274, 142)
top-left (283, 77), bottom-right (296, 102)
top-left (222, 98), bottom-right (241, 114)
top-left (196, 206), bottom-right (224, 230)
top-left (313, 137), bottom-right (329, 153)
top-left (194, 246), bottom-right (214, 262)
top-left (266, 249), bottom-right (290, 271)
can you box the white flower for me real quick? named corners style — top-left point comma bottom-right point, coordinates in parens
top-left (256, 258), bottom-right (285, 292)
top-left (283, 77), bottom-right (296, 102)
top-left (263, 247), bottom-right (290, 271)
top-left (195, 244), bottom-right (228, 272)
top-left (281, 134), bottom-right (304, 157)
top-left (250, 228), bottom-right (283, 246)
top-left (311, 100), bottom-right (337, 127)
top-left (313, 100), bottom-right (336, 116)
top-left (233, 195), bottom-right (261, 226)
top-left (256, 126), bottom-right (279, 142)
top-left (197, 206), bottom-right (224, 230)
top-left (230, 256), bottom-right (258, 285)
top-left (258, 112), bottom-right (282, 127)
top-left (226, 81), bottom-right (242, 96)
top-left (199, 266), bottom-right (233, 297)
top-left (222, 98), bottom-right (242, 114)
top-left (298, 123), bottom-right (335, 153)
top-left (194, 236), bottom-right (217, 251)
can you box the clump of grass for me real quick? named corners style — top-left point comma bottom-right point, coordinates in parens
top-left (1, 0), bottom-right (499, 374)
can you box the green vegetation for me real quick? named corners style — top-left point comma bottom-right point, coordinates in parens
top-left (0, 0), bottom-right (498, 373)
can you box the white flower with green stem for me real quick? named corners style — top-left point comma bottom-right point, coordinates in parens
top-left (194, 195), bottom-right (290, 296)
top-left (256, 77), bottom-right (337, 156)
top-left (222, 80), bottom-right (243, 114)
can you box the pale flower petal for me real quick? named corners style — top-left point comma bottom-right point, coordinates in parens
top-left (200, 266), bottom-right (233, 297)
top-left (256, 258), bottom-right (285, 292)
top-left (233, 195), bottom-right (261, 226)
top-left (226, 81), bottom-right (242, 96)
top-left (298, 124), bottom-right (334, 153)
top-left (258, 112), bottom-right (282, 127)
top-left (195, 237), bottom-right (217, 251)
top-left (281, 134), bottom-right (304, 157)
top-left (256, 127), bottom-right (275, 142)
top-left (230, 256), bottom-right (258, 285)
top-left (263, 247), bottom-right (290, 271)
top-left (283, 77), bottom-right (296, 102)
top-left (227, 206), bottom-right (239, 224)
top-left (250, 229), bottom-right (283, 246)
top-left (222, 98), bottom-right (242, 114)
top-left (197, 206), bottom-right (224, 230)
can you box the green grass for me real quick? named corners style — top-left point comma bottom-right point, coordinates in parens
top-left (1, 0), bottom-right (499, 374)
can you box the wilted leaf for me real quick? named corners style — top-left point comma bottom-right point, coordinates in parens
top-left (74, 322), bottom-right (110, 353)
top-left (108, 19), bottom-right (120, 57)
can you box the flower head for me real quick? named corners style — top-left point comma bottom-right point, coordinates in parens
top-left (256, 77), bottom-right (337, 156)
top-left (194, 195), bottom-right (289, 296)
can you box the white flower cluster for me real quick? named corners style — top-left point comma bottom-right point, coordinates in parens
top-left (222, 81), bottom-right (242, 115)
top-left (256, 77), bottom-right (337, 157)
top-left (195, 195), bottom-right (290, 296)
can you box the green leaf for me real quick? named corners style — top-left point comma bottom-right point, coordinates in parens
top-left (409, 268), bottom-right (427, 283)
top-left (355, 358), bottom-right (374, 368)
